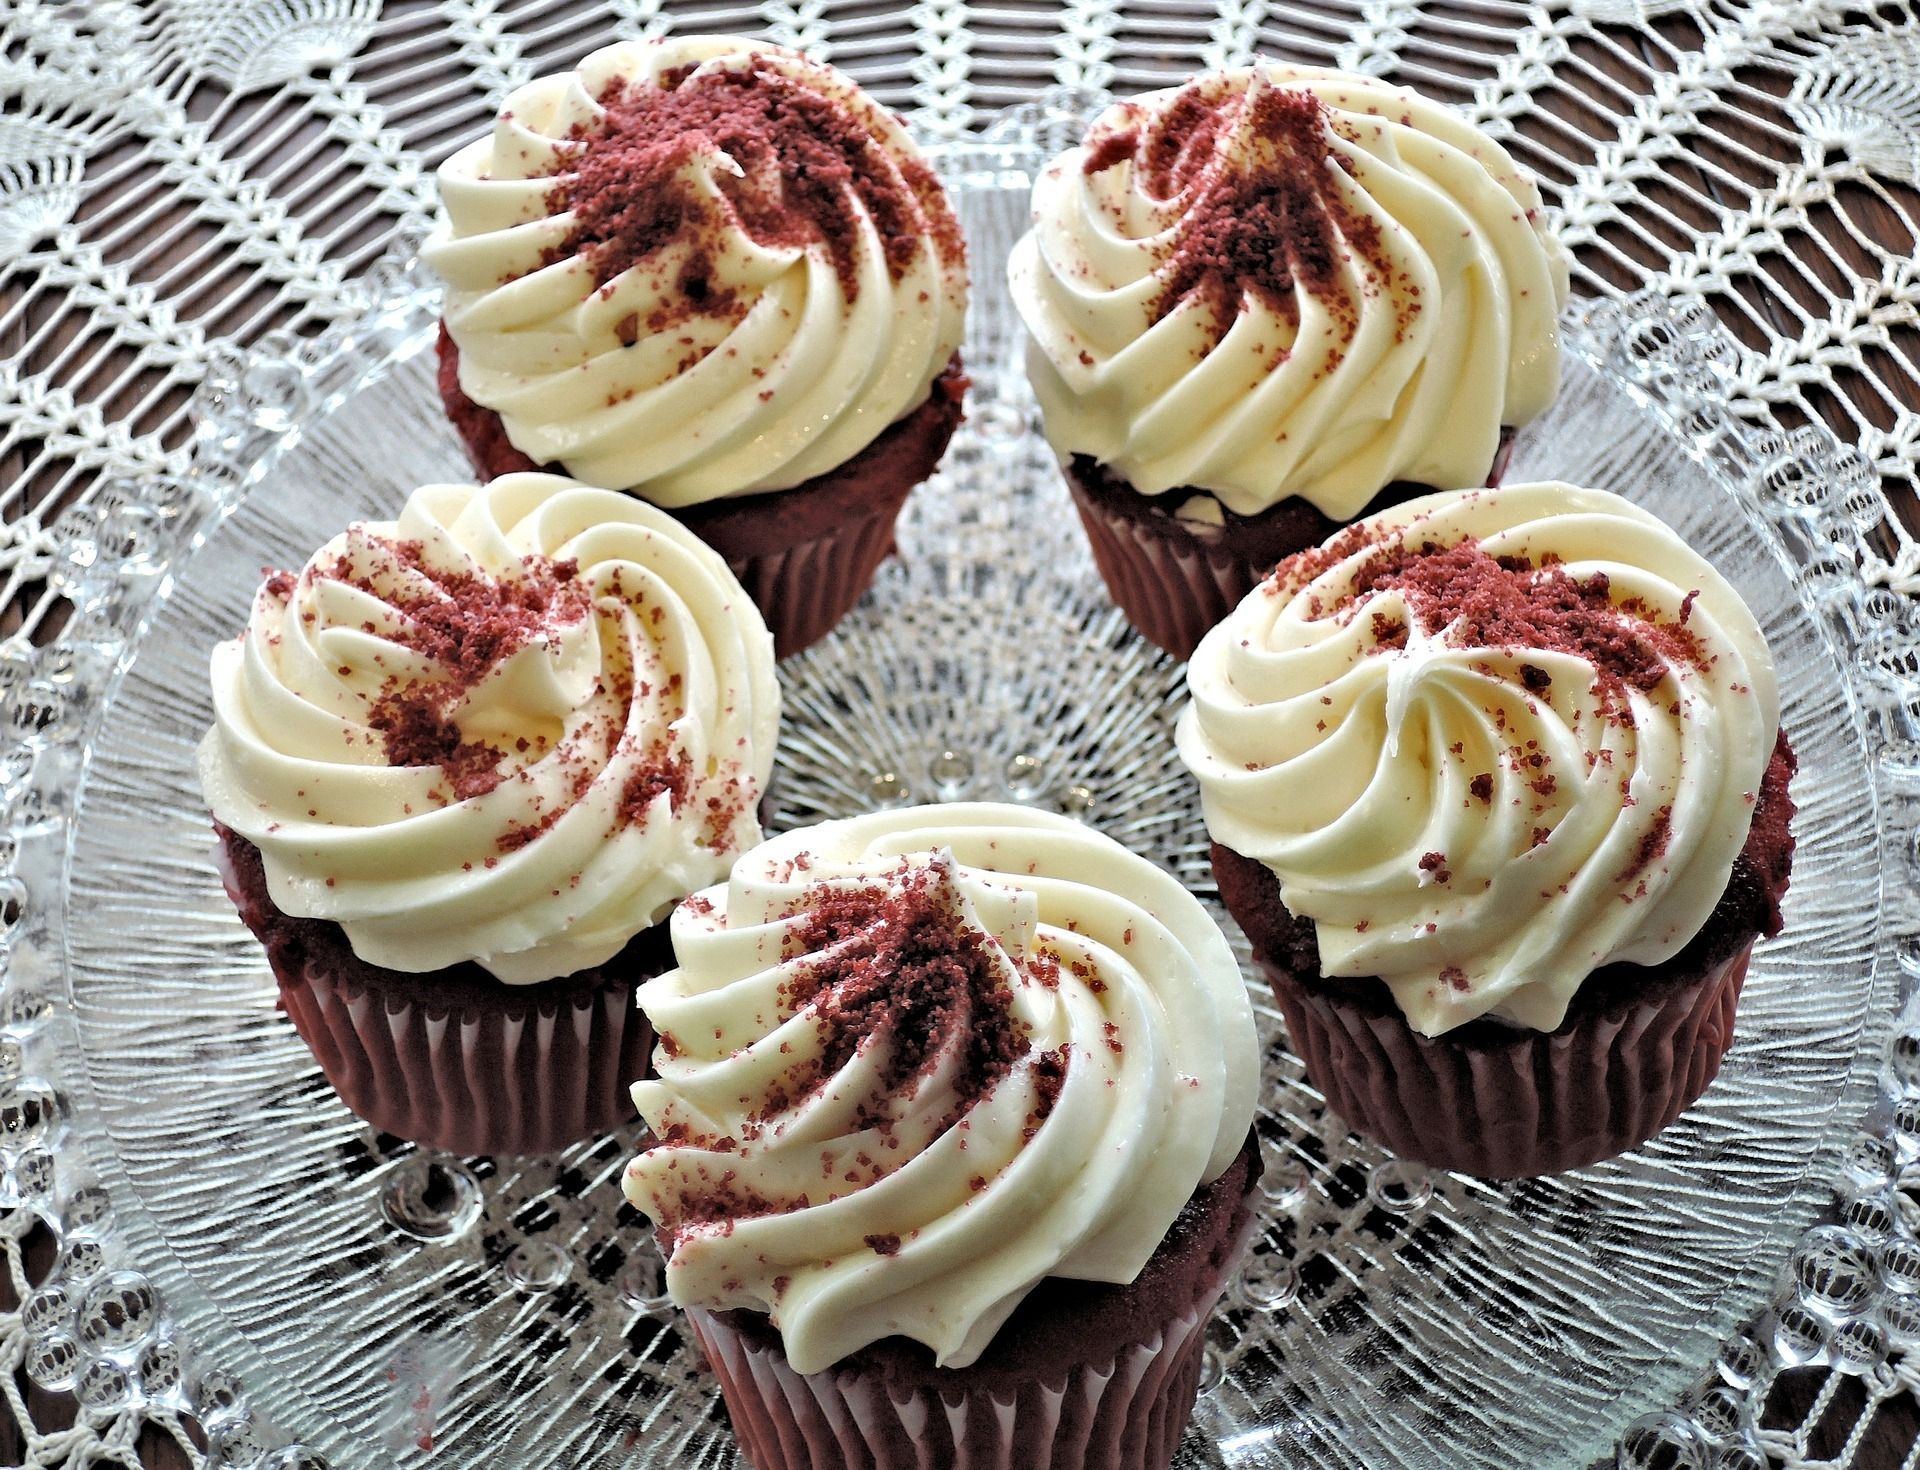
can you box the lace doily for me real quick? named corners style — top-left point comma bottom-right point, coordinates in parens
top-left (2, 4), bottom-right (1919, 1469)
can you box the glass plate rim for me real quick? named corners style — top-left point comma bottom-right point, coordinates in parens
top-left (10, 90), bottom-right (1915, 1468)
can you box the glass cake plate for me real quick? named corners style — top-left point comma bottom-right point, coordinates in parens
top-left (12, 95), bottom-right (1916, 1470)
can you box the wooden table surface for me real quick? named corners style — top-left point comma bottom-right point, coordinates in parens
top-left (3, 8), bottom-right (1916, 1467)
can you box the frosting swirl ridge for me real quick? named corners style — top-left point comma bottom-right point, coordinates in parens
top-left (425, 37), bottom-right (968, 506)
top-left (623, 803), bottom-right (1257, 1373)
top-left (1008, 65), bottom-right (1570, 519)
top-left (199, 472), bottom-right (779, 983)
top-left (1176, 483), bottom-right (1778, 1035)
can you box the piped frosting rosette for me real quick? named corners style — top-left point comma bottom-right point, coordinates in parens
top-left (1177, 482), bottom-right (1778, 1037)
top-left (1009, 64), bottom-right (1570, 517)
top-left (199, 472), bottom-right (779, 984)
top-left (426, 36), bottom-right (968, 504)
top-left (623, 803), bottom-right (1258, 1374)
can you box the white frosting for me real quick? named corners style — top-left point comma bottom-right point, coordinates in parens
top-left (1177, 483), bottom-right (1778, 1036)
top-left (1008, 65), bottom-right (1571, 519)
top-left (199, 473), bottom-right (779, 983)
top-left (623, 803), bottom-right (1258, 1373)
top-left (424, 36), bottom-right (967, 506)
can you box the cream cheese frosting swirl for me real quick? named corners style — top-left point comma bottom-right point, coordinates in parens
top-left (623, 803), bottom-right (1258, 1373)
top-left (1008, 65), bottom-right (1571, 520)
top-left (1177, 483), bottom-right (1778, 1036)
top-left (199, 472), bottom-right (779, 983)
top-left (424, 37), bottom-right (968, 506)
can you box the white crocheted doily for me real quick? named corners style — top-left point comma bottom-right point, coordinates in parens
top-left (2, 4), bottom-right (1918, 1469)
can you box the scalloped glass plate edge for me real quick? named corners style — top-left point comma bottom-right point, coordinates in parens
top-left (8, 97), bottom-right (1912, 1470)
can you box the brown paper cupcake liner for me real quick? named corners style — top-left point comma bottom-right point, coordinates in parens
top-left (686, 1298), bottom-right (1213, 1470)
top-left (711, 491), bottom-right (910, 660)
top-left (1064, 434), bottom-right (1517, 661)
top-left (675, 1134), bottom-right (1264, 1470)
top-left (1264, 945), bottom-right (1750, 1178)
top-left (216, 842), bottom-right (654, 1155)
top-left (275, 959), bottom-right (652, 1156)
top-left (1067, 478), bottom-right (1260, 661)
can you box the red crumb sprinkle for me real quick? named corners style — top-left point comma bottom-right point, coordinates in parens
top-left (318, 535), bottom-right (588, 688)
top-left (1469, 773), bottom-right (1494, 803)
top-left (640, 865), bottom-right (1073, 1246)
top-left (618, 743), bottom-right (694, 826)
top-left (368, 691), bottom-right (504, 800)
top-left (1614, 804), bottom-right (1674, 887)
top-left (1099, 79), bottom-right (1389, 335)
top-left (1081, 125), bottom-right (1139, 175)
top-left (261, 568), bottom-right (296, 600)
top-left (497, 807), bottom-right (565, 854)
top-left (545, 57), bottom-right (964, 306)
top-left (1267, 515), bottom-right (1715, 742)
top-left (1345, 538), bottom-right (1709, 695)
top-left (778, 859), bottom-right (1032, 1112)
top-left (1440, 965), bottom-right (1469, 992)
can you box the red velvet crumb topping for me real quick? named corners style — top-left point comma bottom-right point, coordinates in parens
top-left (1344, 536), bottom-right (1709, 699)
top-left (315, 534), bottom-right (592, 797)
top-left (546, 57), bottom-right (963, 306)
top-left (1092, 79), bottom-right (1390, 334)
top-left (778, 860), bottom-right (1030, 1106)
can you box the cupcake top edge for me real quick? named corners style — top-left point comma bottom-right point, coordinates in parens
top-left (1007, 63), bottom-right (1572, 521)
top-left (623, 801), bottom-right (1260, 1374)
top-left (1177, 481), bottom-right (1782, 1037)
top-left (198, 471), bottom-right (781, 984)
top-left (423, 36), bottom-right (969, 509)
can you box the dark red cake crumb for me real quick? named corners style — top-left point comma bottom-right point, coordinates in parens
top-left (618, 744), bottom-right (694, 825)
top-left (777, 860), bottom-right (1030, 1108)
top-left (639, 861), bottom-right (1085, 1242)
top-left (863, 1232), bottom-right (902, 1257)
top-left (544, 57), bottom-right (963, 307)
top-left (318, 534), bottom-right (589, 687)
top-left (1345, 537), bottom-right (1709, 693)
top-left (1094, 78), bottom-right (1389, 334)
top-left (1082, 125), bottom-right (1139, 175)
top-left (367, 692), bottom-right (504, 800)
top-left (1615, 803), bottom-right (1674, 887)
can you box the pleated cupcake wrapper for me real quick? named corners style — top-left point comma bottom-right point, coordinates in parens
top-left (221, 833), bottom-right (651, 1154)
top-left (1065, 436), bottom-right (1517, 662)
top-left (1265, 946), bottom-right (1750, 1178)
top-left (1066, 476), bottom-right (1253, 662)
top-left (719, 499), bottom-right (906, 659)
top-left (275, 960), bottom-right (652, 1155)
top-left (686, 1300), bottom-right (1213, 1470)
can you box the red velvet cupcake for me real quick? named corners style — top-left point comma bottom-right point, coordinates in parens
top-left (1177, 483), bottom-right (1793, 1177)
top-left (1009, 66), bottom-right (1570, 658)
top-left (423, 37), bottom-right (969, 657)
top-left (198, 473), bottom-right (779, 1155)
top-left (623, 804), bottom-right (1262, 1470)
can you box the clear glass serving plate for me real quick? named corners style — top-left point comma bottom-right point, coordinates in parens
top-left (11, 95), bottom-right (1918, 1470)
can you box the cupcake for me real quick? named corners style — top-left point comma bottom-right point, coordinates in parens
top-left (199, 472), bottom-right (779, 1155)
top-left (1177, 483), bottom-right (1795, 1177)
top-left (622, 804), bottom-right (1261, 1470)
top-left (424, 37), bottom-right (970, 658)
top-left (1009, 65), bottom-right (1571, 658)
